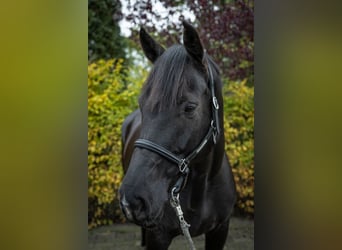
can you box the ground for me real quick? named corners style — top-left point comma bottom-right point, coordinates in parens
top-left (88, 216), bottom-right (253, 250)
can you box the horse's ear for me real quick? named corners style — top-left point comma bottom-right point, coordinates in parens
top-left (140, 27), bottom-right (165, 63)
top-left (182, 21), bottom-right (204, 64)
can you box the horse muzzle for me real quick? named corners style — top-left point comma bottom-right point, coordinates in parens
top-left (119, 188), bottom-right (159, 228)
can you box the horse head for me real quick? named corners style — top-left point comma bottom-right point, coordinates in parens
top-left (119, 21), bottom-right (224, 229)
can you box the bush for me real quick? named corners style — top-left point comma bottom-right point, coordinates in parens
top-left (223, 79), bottom-right (254, 215)
top-left (88, 59), bottom-right (146, 229)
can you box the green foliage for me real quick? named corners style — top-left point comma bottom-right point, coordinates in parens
top-left (88, 0), bottom-right (127, 62)
top-left (88, 59), bottom-right (146, 229)
top-left (223, 80), bottom-right (254, 215)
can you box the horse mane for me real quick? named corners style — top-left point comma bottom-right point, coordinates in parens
top-left (139, 44), bottom-right (220, 112)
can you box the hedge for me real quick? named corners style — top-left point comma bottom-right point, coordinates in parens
top-left (88, 59), bottom-right (146, 228)
top-left (88, 59), bottom-right (254, 229)
top-left (223, 79), bottom-right (254, 215)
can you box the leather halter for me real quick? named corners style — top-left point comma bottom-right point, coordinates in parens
top-left (134, 61), bottom-right (220, 195)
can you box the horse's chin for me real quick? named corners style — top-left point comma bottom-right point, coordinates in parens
top-left (135, 209), bottom-right (164, 230)
top-left (142, 220), bottom-right (158, 230)
top-left (133, 218), bottom-right (159, 230)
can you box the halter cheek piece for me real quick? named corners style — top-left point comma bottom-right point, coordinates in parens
top-left (134, 62), bottom-right (220, 195)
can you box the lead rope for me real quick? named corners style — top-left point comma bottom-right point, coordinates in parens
top-left (170, 187), bottom-right (197, 250)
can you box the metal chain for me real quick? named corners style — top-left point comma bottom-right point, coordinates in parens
top-left (170, 188), bottom-right (197, 250)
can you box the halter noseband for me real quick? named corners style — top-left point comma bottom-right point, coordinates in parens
top-left (134, 61), bottom-right (220, 194)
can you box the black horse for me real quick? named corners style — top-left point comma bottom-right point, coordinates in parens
top-left (119, 21), bottom-right (236, 250)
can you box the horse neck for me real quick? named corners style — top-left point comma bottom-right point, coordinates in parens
top-left (187, 131), bottom-right (225, 208)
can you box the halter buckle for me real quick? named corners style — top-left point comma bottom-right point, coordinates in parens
top-left (211, 120), bottom-right (218, 144)
top-left (178, 159), bottom-right (188, 173)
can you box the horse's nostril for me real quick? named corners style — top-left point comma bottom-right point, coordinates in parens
top-left (120, 194), bottom-right (149, 223)
top-left (133, 197), bottom-right (148, 221)
top-left (137, 197), bottom-right (146, 211)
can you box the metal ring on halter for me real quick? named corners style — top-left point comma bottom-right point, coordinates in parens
top-left (171, 187), bottom-right (179, 200)
top-left (212, 96), bottom-right (219, 110)
top-left (170, 187), bottom-right (180, 207)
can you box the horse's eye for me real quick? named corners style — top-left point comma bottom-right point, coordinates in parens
top-left (184, 103), bottom-right (197, 113)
